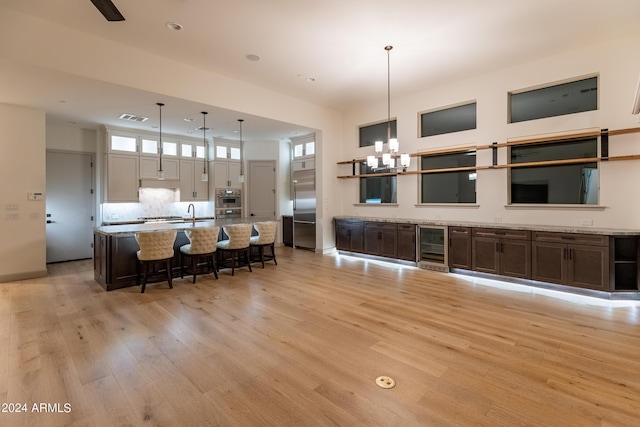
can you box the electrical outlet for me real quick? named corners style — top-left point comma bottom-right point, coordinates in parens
top-left (581, 219), bottom-right (593, 226)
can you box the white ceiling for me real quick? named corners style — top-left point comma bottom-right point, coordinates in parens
top-left (1, 0), bottom-right (640, 141)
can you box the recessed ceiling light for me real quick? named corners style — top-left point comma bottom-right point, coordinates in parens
top-left (246, 54), bottom-right (261, 62)
top-left (306, 77), bottom-right (316, 82)
top-left (166, 22), bottom-right (183, 31)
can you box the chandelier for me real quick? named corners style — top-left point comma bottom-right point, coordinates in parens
top-left (367, 46), bottom-right (410, 172)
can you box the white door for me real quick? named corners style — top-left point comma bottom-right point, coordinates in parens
top-left (248, 161), bottom-right (276, 218)
top-left (46, 151), bottom-right (94, 263)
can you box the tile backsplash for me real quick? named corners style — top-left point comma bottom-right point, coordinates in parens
top-left (102, 188), bottom-right (214, 222)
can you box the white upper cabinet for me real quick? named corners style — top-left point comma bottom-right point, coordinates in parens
top-left (180, 141), bottom-right (206, 159)
top-left (293, 140), bottom-right (315, 158)
top-left (214, 141), bottom-right (241, 161)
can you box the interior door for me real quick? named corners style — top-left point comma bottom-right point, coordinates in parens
top-left (247, 160), bottom-right (276, 217)
top-left (46, 151), bottom-right (94, 263)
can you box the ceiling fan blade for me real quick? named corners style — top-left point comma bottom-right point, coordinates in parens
top-left (90, 0), bottom-right (125, 22)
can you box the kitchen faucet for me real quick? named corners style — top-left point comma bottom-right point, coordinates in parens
top-left (187, 203), bottom-right (195, 224)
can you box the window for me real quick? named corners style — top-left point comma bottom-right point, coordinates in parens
top-left (195, 145), bottom-right (206, 159)
top-left (305, 141), bottom-right (315, 156)
top-left (162, 141), bottom-right (177, 156)
top-left (181, 143), bottom-right (193, 158)
top-left (359, 120), bottom-right (397, 148)
top-left (509, 138), bottom-right (598, 204)
top-left (509, 76), bottom-right (598, 123)
top-left (359, 163), bottom-right (396, 204)
top-left (420, 152), bottom-right (476, 203)
top-left (110, 135), bottom-right (137, 153)
top-left (420, 102), bottom-right (476, 137)
top-left (216, 145), bottom-right (227, 159)
top-left (141, 138), bottom-right (158, 155)
top-left (229, 146), bottom-right (241, 160)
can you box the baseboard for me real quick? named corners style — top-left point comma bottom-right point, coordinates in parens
top-left (0, 269), bottom-right (48, 283)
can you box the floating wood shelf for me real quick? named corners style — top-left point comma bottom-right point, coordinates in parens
top-left (337, 126), bottom-right (640, 178)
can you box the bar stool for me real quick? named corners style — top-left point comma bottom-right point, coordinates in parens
top-left (134, 230), bottom-right (177, 293)
top-left (250, 221), bottom-right (278, 268)
top-left (180, 226), bottom-right (220, 283)
top-left (216, 223), bottom-right (253, 276)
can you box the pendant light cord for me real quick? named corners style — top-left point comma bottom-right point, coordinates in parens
top-left (238, 119), bottom-right (244, 176)
top-left (202, 111), bottom-right (208, 174)
top-left (385, 45), bottom-right (392, 144)
top-left (157, 102), bottom-right (164, 172)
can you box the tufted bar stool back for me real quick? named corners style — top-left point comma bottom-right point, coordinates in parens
top-left (180, 226), bottom-right (220, 283)
top-left (217, 223), bottom-right (253, 276)
top-left (135, 230), bottom-right (177, 293)
top-left (250, 221), bottom-right (278, 268)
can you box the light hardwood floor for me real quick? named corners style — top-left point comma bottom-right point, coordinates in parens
top-left (1, 247), bottom-right (639, 426)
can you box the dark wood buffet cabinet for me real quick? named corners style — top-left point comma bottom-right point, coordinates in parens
top-left (335, 218), bottom-right (640, 295)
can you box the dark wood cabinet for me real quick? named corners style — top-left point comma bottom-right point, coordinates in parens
top-left (472, 228), bottom-right (531, 279)
top-left (335, 219), bottom-right (364, 252)
top-left (364, 222), bottom-right (397, 258)
top-left (93, 230), bottom-right (190, 291)
top-left (448, 227), bottom-right (471, 269)
top-left (93, 232), bottom-right (107, 283)
top-left (397, 224), bottom-right (417, 261)
top-left (532, 232), bottom-right (610, 291)
top-left (332, 218), bottom-right (638, 295)
top-left (282, 215), bottom-right (293, 247)
top-left (611, 237), bottom-right (639, 291)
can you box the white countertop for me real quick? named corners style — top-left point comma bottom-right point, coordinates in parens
top-left (95, 217), bottom-right (277, 235)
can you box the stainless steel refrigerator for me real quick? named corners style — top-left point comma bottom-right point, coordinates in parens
top-left (293, 169), bottom-right (316, 250)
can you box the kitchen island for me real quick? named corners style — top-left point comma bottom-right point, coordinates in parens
top-left (94, 217), bottom-right (276, 291)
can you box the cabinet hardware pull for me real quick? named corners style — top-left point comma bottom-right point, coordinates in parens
top-left (495, 242), bottom-right (499, 252)
top-left (569, 248), bottom-right (573, 260)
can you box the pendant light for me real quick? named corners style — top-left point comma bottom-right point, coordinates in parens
top-left (201, 111), bottom-right (209, 182)
top-left (157, 102), bottom-right (165, 180)
top-left (366, 46), bottom-right (410, 172)
top-left (238, 119), bottom-right (245, 183)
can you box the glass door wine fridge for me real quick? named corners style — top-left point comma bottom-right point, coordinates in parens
top-left (417, 226), bottom-right (449, 272)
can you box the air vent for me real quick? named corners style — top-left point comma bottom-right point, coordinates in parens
top-left (119, 113), bottom-right (149, 122)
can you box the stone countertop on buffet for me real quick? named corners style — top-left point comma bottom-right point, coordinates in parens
top-left (334, 215), bottom-right (640, 236)
top-left (95, 217), bottom-right (278, 235)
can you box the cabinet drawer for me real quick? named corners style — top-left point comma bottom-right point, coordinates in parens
top-left (364, 221), bottom-right (397, 231)
top-left (449, 226), bottom-right (471, 236)
top-left (473, 228), bottom-right (530, 240)
top-left (397, 223), bottom-right (416, 232)
top-left (336, 219), bottom-right (363, 227)
top-left (533, 231), bottom-right (609, 247)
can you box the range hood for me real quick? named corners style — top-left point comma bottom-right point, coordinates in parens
top-left (139, 179), bottom-right (180, 189)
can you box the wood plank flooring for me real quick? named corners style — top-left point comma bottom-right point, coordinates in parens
top-left (1, 247), bottom-right (639, 426)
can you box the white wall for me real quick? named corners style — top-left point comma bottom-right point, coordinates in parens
top-left (0, 104), bottom-right (47, 281)
top-left (340, 34), bottom-right (640, 230)
top-left (46, 123), bottom-right (97, 153)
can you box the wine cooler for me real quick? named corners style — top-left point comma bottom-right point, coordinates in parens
top-left (417, 226), bottom-right (449, 272)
